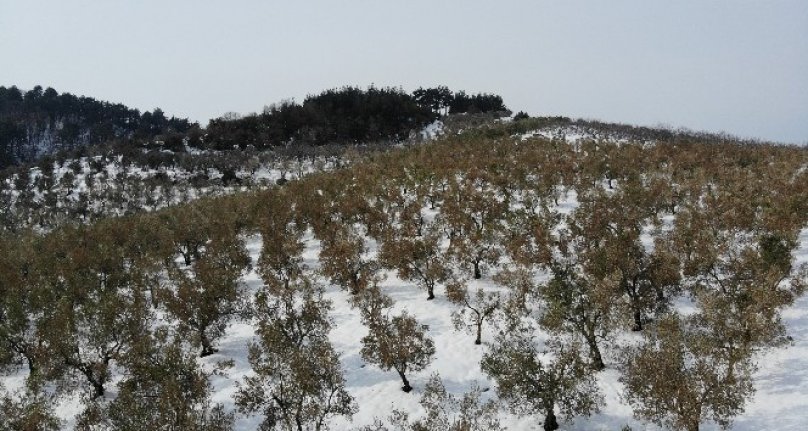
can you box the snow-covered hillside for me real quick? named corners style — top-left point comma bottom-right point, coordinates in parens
top-left (0, 153), bottom-right (338, 231)
top-left (2, 122), bottom-right (805, 431)
top-left (5, 189), bottom-right (805, 431)
top-left (214, 203), bottom-right (808, 431)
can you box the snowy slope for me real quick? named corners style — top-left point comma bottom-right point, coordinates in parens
top-left (201, 198), bottom-right (808, 431)
top-left (2, 125), bottom-right (806, 430)
top-left (3, 190), bottom-right (806, 430)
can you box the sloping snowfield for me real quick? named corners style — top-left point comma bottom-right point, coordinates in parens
top-left (197, 203), bottom-right (808, 431)
top-left (3, 124), bottom-right (806, 430)
top-left (3, 195), bottom-right (803, 430)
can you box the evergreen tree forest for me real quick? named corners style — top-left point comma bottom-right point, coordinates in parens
top-left (0, 97), bottom-right (807, 431)
top-left (0, 85), bottom-right (193, 168)
top-left (1, 85), bottom-right (508, 169)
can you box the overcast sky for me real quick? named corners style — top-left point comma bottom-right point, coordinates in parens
top-left (1, 0), bottom-right (806, 144)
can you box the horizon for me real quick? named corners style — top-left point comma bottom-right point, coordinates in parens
top-left (1, 0), bottom-right (806, 145)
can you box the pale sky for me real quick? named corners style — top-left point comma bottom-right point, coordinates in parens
top-left (1, 0), bottom-right (806, 144)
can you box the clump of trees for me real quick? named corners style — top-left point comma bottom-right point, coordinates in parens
top-left (205, 86), bottom-right (511, 151)
top-left (205, 86), bottom-right (438, 150)
top-left (412, 86), bottom-right (509, 116)
top-left (0, 85), bottom-right (192, 167)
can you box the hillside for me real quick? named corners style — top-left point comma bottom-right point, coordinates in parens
top-left (1, 110), bottom-right (807, 431)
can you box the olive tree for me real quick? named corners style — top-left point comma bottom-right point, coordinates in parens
top-left (621, 314), bottom-right (756, 431)
top-left (447, 281), bottom-right (501, 345)
top-left (76, 328), bottom-right (234, 431)
top-left (363, 374), bottom-right (503, 431)
top-left (358, 288), bottom-right (436, 392)
top-left (538, 260), bottom-right (617, 371)
top-left (160, 232), bottom-right (250, 357)
top-left (318, 223), bottom-right (381, 296)
top-left (236, 279), bottom-right (355, 430)
top-left (38, 224), bottom-right (153, 399)
top-left (0, 383), bottom-right (60, 431)
top-left (378, 222), bottom-right (449, 300)
top-left (481, 335), bottom-right (602, 431)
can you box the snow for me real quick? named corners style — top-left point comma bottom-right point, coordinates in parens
top-left (419, 120), bottom-right (445, 141)
top-left (516, 125), bottom-right (640, 146)
top-left (192, 223), bottom-right (808, 430)
top-left (2, 158), bottom-right (807, 431)
top-left (0, 154), bottom-right (336, 230)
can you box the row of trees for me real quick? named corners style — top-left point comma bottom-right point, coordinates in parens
top-left (2, 119), bottom-right (807, 429)
top-left (0, 143), bottom-right (356, 233)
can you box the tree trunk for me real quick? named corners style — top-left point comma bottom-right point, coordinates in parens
top-left (92, 381), bottom-right (105, 399)
top-left (543, 408), bottom-right (559, 431)
top-left (26, 355), bottom-right (36, 375)
top-left (632, 308), bottom-right (643, 332)
top-left (426, 284), bottom-right (435, 300)
top-left (587, 338), bottom-right (605, 371)
top-left (397, 369), bottom-right (412, 393)
top-left (350, 273), bottom-right (361, 295)
top-left (475, 322), bottom-right (482, 345)
top-left (79, 366), bottom-right (106, 400)
top-left (72, 360), bottom-right (107, 400)
top-left (473, 261), bottom-right (482, 280)
top-left (200, 331), bottom-right (217, 357)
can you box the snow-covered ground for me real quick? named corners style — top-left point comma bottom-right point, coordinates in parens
top-left (208, 202), bottom-right (808, 430)
top-left (0, 154), bottom-right (336, 231)
top-left (3, 188), bottom-right (806, 430)
top-left (3, 124), bottom-right (806, 429)
top-left (517, 125), bottom-right (633, 145)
